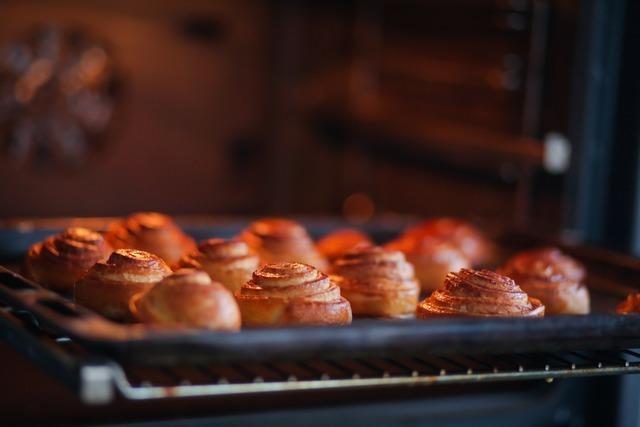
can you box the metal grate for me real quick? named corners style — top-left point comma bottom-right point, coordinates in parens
top-left (2, 304), bottom-right (640, 405)
top-left (108, 350), bottom-right (640, 402)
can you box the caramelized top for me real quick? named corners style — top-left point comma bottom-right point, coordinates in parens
top-left (498, 247), bottom-right (585, 285)
top-left (403, 218), bottom-right (491, 264)
top-left (332, 246), bottom-right (417, 289)
top-left (238, 262), bottom-right (341, 302)
top-left (88, 249), bottom-right (172, 284)
top-left (32, 227), bottom-right (111, 268)
top-left (421, 269), bottom-right (544, 317)
top-left (316, 229), bottom-right (372, 262)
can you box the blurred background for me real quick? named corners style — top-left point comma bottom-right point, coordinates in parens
top-left (0, 0), bottom-right (638, 253)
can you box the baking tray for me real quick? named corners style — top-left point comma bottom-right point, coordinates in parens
top-left (1, 217), bottom-right (640, 365)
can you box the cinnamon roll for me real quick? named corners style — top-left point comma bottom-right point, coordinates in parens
top-left (316, 228), bottom-right (373, 263)
top-left (417, 269), bottom-right (545, 318)
top-left (130, 269), bottom-right (241, 331)
top-left (75, 249), bottom-right (172, 321)
top-left (402, 218), bottom-right (493, 266)
top-left (236, 262), bottom-right (352, 327)
top-left (385, 236), bottom-right (470, 293)
top-left (105, 212), bottom-right (196, 267)
top-left (331, 246), bottom-right (420, 318)
top-left (239, 218), bottom-right (328, 271)
top-left (179, 238), bottom-right (259, 294)
top-left (24, 227), bottom-right (112, 293)
top-left (498, 247), bottom-right (590, 315)
top-left (617, 294), bottom-right (640, 314)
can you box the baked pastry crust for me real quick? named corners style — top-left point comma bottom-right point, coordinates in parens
top-left (75, 249), bottom-right (171, 321)
top-left (402, 218), bottom-right (493, 266)
top-left (24, 227), bottom-right (112, 293)
top-left (105, 212), bottom-right (196, 267)
top-left (130, 269), bottom-right (241, 331)
top-left (498, 247), bottom-right (589, 315)
top-left (385, 236), bottom-right (470, 293)
top-left (236, 262), bottom-right (352, 327)
top-left (239, 218), bottom-right (328, 271)
top-left (316, 228), bottom-right (372, 263)
top-left (331, 246), bottom-right (420, 318)
top-left (617, 293), bottom-right (640, 314)
top-left (417, 268), bottom-right (545, 318)
top-left (179, 238), bottom-right (259, 294)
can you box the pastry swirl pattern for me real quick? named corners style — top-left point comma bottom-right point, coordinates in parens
top-left (417, 268), bottom-right (545, 318)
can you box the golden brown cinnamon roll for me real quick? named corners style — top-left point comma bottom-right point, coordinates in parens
top-left (105, 212), bottom-right (196, 267)
top-left (316, 228), bottom-right (373, 263)
top-left (331, 246), bottom-right (420, 318)
top-left (24, 227), bottom-right (112, 293)
top-left (179, 238), bottom-right (259, 294)
top-left (617, 294), bottom-right (640, 314)
top-left (498, 247), bottom-right (589, 315)
top-left (74, 249), bottom-right (172, 321)
top-left (385, 236), bottom-right (470, 293)
top-left (403, 218), bottom-right (493, 266)
top-left (236, 262), bottom-right (352, 327)
top-left (417, 269), bottom-right (545, 318)
top-left (130, 269), bottom-right (241, 331)
top-left (239, 218), bottom-right (328, 271)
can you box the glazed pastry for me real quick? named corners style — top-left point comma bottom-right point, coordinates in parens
top-left (24, 227), bottom-right (112, 293)
top-left (130, 269), bottom-right (241, 331)
top-left (105, 212), bottom-right (196, 267)
top-left (239, 218), bottom-right (328, 271)
top-left (75, 249), bottom-right (172, 321)
top-left (236, 262), bottom-right (352, 327)
top-left (498, 247), bottom-right (589, 315)
top-left (617, 294), bottom-right (640, 314)
top-left (331, 246), bottom-right (420, 318)
top-left (385, 236), bottom-right (470, 293)
top-left (417, 269), bottom-right (545, 318)
top-left (402, 218), bottom-right (493, 266)
top-left (179, 238), bottom-right (259, 294)
top-left (316, 228), bottom-right (373, 263)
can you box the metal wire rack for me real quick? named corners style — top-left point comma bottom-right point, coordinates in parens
top-left (2, 304), bottom-right (640, 405)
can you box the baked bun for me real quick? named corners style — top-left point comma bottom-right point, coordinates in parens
top-left (385, 236), bottom-right (470, 293)
top-left (239, 218), bottom-right (328, 271)
top-left (179, 238), bottom-right (259, 294)
top-left (331, 246), bottom-right (420, 318)
top-left (498, 247), bottom-right (589, 315)
top-left (402, 218), bottom-right (492, 266)
top-left (417, 269), bottom-right (544, 318)
top-left (75, 249), bottom-right (171, 321)
top-left (24, 227), bottom-right (112, 293)
top-left (617, 294), bottom-right (640, 314)
top-left (105, 212), bottom-right (196, 267)
top-left (236, 262), bottom-right (352, 327)
top-left (316, 228), bottom-right (373, 263)
top-left (130, 269), bottom-right (241, 331)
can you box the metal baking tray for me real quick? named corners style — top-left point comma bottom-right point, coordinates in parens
top-left (1, 217), bottom-right (640, 366)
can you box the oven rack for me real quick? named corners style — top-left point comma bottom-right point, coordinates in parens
top-left (2, 303), bottom-right (640, 406)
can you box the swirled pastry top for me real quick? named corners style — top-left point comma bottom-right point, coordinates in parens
top-left (419, 269), bottom-right (544, 317)
top-left (87, 248), bottom-right (172, 284)
top-left (238, 262), bottom-right (341, 302)
top-left (239, 218), bottom-right (327, 269)
top-left (498, 247), bottom-right (586, 284)
top-left (403, 218), bottom-right (492, 265)
top-left (105, 212), bottom-right (195, 265)
top-left (316, 229), bottom-right (372, 262)
top-left (331, 246), bottom-right (417, 291)
top-left (182, 238), bottom-right (258, 270)
top-left (386, 234), bottom-right (468, 266)
top-left (29, 227), bottom-right (111, 271)
top-left (131, 269), bottom-right (241, 330)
